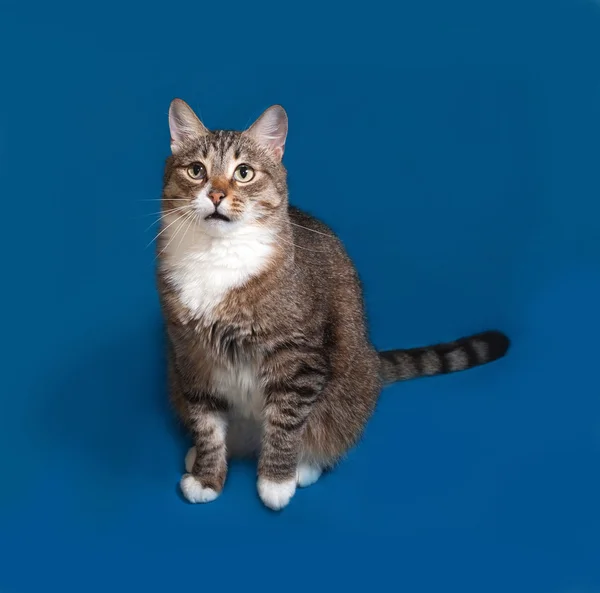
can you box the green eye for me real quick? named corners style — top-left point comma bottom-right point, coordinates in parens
top-left (187, 162), bottom-right (206, 180)
top-left (233, 164), bottom-right (255, 183)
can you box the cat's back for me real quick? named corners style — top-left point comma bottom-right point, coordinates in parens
top-left (289, 206), bottom-right (345, 257)
top-left (288, 205), bottom-right (360, 291)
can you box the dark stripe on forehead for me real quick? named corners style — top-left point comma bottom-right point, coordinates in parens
top-left (224, 134), bottom-right (236, 156)
top-left (209, 132), bottom-right (221, 152)
top-left (177, 142), bottom-right (207, 162)
top-left (218, 133), bottom-right (229, 156)
top-left (215, 131), bottom-right (236, 154)
top-left (206, 131), bottom-right (239, 171)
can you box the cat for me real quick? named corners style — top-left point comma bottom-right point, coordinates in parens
top-left (156, 99), bottom-right (510, 511)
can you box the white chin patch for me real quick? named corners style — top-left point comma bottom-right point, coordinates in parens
top-left (257, 477), bottom-right (296, 511)
top-left (180, 474), bottom-right (219, 504)
top-left (296, 463), bottom-right (322, 488)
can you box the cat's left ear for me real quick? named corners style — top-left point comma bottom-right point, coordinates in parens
top-left (245, 105), bottom-right (288, 161)
top-left (168, 99), bottom-right (209, 153)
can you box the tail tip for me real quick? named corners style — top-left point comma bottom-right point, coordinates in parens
top-left (477, 330), bottom-right (510, 361)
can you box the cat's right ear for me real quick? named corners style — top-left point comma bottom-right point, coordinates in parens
top-left (168, 99), bottom-right (208, 153)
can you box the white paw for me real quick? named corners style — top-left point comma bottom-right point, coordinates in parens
top-left (180, 474), bottom-right (219, 504)
top-left (184, 446), bottom-right (196, 473)
top-left (296, 463), bottom-right (322, 488)
top-left (257, 477), bottom-right (296, 511)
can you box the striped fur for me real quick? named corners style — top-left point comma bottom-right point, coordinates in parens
top-left (157, 100), bottom-right (511, 511)
top-left (379, 330), bottom-right (510, 384)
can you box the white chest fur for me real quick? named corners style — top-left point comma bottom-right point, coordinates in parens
top-left (160, 215), bottom-right (272, 421)
top-left (212, 363), bottom-right (264, 420)
top-left (159, 214), bottom-right (275, 322)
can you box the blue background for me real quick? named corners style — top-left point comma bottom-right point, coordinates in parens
top-left (1, 0), bottom-right (599, 591)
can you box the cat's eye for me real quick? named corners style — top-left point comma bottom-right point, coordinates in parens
top-left (187, 162), bottom-right (207, 180)
top-left (233, 164), bottom-right (255, 183)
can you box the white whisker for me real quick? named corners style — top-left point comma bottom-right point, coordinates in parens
top-left (274, 232), bottom-right (329, 253)
top-left (288, 221), bottom-right (336, 239)
top-left (255, 220), bottom-right (329, 254)
top-left (175, 209), bottom-right (197, 255)
top-left (146, 209), bottom-right (189, 249)
top-left (155, 210), bottom-right (195, 261)
top-left (143, 204), bottom-right (189, 233)
top-left (139, 198), bottom-right (190, 202)
top-left (141, 204), bottom-right (189, 222)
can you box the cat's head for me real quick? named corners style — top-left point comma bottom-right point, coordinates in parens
top-left (162, 99), bottom-right (288, 237)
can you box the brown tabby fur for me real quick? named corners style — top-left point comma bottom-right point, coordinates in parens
top-left (156, 100), bottom-right (509, 508)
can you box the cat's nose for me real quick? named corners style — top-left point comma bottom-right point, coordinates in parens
top-left (208, 189), bottom-right (226, 205)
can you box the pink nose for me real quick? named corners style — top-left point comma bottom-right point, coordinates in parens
top-left (208, 190), bottom-right (226, 205)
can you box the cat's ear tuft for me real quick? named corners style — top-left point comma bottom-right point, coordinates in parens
top-left (246, 105), bottom-right (288, 161)
top-left (168, 99), bottom-right (208, 153)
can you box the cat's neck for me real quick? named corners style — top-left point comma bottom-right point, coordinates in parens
top-left (158, 214), bottom-right (290, 321)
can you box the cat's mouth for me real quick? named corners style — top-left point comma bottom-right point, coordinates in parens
top-left (204, 212), bottom-right (231, 222)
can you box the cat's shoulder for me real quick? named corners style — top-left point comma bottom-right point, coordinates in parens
top-left (289, 205), bottom-right (339, 239)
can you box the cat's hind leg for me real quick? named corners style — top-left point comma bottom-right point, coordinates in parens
top-left (296, 462), bottom-right (322, 487)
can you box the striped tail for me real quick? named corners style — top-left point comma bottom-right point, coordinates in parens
top-left (379, 330), bottom-right (510, 385)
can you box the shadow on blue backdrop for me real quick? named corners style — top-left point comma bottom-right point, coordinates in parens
top-left (0, 0), bottom-right (599, 592)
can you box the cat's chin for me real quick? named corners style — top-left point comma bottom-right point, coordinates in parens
top-left (198, 217), bottom-right (243, 238)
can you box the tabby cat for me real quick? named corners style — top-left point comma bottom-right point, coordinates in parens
top-left (156, 99), bottom-right (510, 511)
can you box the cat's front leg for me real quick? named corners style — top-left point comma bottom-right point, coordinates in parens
top-left (257, 347), bottom-right (328, 511)
top-left (180, 391), bottom-right (229, 504)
